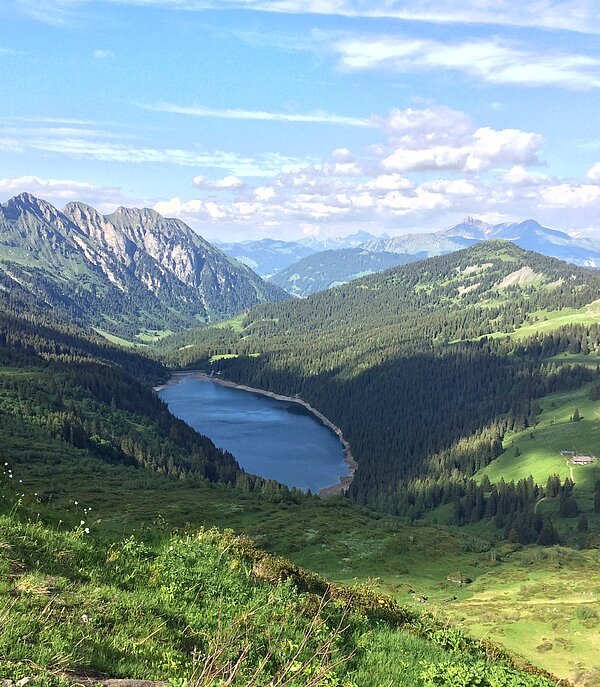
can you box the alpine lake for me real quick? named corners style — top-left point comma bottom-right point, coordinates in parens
top-left (158, 373), bottom-right (349, 493)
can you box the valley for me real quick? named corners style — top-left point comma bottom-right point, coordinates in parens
top-left (3, 213), bottom-right (600, 685)
top-left (5, 1), bottom-right (600, 683)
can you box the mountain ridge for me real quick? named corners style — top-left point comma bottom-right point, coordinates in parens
top-left (269, 246), bottom-right (420, 296)
top-left (220, 218), bottom-right (600, 292)
top-left (367, 217), bottom-right (600, 266)
top-left (0, 193), bottom-right (288, 339)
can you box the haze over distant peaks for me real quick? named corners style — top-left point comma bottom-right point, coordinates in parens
top-left (269, 247), bottom-right (416, 297)
top-left (365, 217), bottom-right (600, 267)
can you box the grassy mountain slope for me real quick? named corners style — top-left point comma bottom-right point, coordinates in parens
top-left (0, 479), bottom-right (561, 687)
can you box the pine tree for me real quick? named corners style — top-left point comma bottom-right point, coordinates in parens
top-left (537, 521), bottom-right (558, 546)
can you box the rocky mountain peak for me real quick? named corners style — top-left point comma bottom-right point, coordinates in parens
top-left (0, 192), bottom-right (288, 337)
top-left (63, 202), bottom-right (134, 260)
top-left (447, 217), bottom-right (493, 239)
top-left (517, 219), bottom-right (543, 231)
top-left (63, 201), bottom-right (104, 224)
top-left (2, 192), bottom-right (60, 222)
top-left (113, 205), bottom-right (163, 224)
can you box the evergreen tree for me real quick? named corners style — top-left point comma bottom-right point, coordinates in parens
top-left (537, 521), bottom-right (558, 546)
top-left (578, 514), bottom-right (589, 532)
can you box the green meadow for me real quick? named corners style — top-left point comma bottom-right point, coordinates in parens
top-left (479, 382), bottom-right (600, 493)
top-left (504, 301), bottom-right (600, 339)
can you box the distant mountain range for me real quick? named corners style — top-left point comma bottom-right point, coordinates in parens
top-left (215, 231), bottom-right (385, 278)
top-left (366, 218), bottom-right (600, 267)
top-left (218, 218), bottom-right (600, 296)
top-left (214, 238), bottom-right (316, 278)
top-left (0, 193), bottom-right (287, 340)
top-left (269, 248), bottom-right (416, 297)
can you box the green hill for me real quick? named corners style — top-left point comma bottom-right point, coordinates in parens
top-left (269, 247), bottom-right (418, 296)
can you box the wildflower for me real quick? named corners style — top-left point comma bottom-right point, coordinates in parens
top-left (84, 528), bottom-right (90, 534)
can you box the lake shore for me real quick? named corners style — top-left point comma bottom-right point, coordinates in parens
top-left (155, 370), bottom-right (357, 496)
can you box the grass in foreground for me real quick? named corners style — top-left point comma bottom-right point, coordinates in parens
top-left (2, 417), bottom-right (597, 684)
top-left (0, 488), bottom-right (560, 687)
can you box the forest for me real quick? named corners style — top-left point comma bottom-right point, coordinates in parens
top-left (163, 242), bottom-right (600, 543)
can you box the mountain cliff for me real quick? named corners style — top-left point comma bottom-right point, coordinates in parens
top-left (0, 193), bottom-right (287, 339)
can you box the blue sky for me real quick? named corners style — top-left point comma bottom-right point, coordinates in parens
top-left (2, 1), bottom-right (600, 241)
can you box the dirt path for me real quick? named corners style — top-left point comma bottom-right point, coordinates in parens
top-left (158, 371), bottom-right (357, 496)
top-left (565, 457), bottom-right (575, 482)
top-left (456, 596), bottom-right (597, 607)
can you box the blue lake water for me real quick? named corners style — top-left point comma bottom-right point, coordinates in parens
top-left (158, 374), bottom-right (348, 492)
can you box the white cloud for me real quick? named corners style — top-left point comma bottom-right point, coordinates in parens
top-left (193, 175), bottom-right (244, 189)
top-left (331, 148), bottom-right (354, 162)
top-left (588, 163), bottom-right (600, 183)
top-left (373, 106), bottom-right (471, 139)
top-left (375, 107), bottom-right (543, 174)
top-left (323, 161), bottom-right (364, 176)
top-left (93, 49), bottom-right (115, 59)
top-left (540, 184), bottom-right (600, 208)
top-left (145, 104), bottom-right (570, 237)
top-left (16, 1), bottom-right (600, 35)
top-left (422, 179), bottom-right (479, 196)
top-left (152, 162), bottom-right (600, 239)
top-left (362, 174), bottom-right (414, 191)
top-left (468, 128), bottom-right (543, 170)
top-left (3, 115), bottom-right (119, 127)
top-left (0, 122), bottom-right (316, 176)
top-left (502, 165), bottom-right (551, 187)
top-left (334, 36), bottom-right (600, 90)
top-left (138, 102), bottom-right (372, 127)
top-left (254, 186), bottom-right (276, 201)
top-left (0, 175), bottom-right (138, 211)
top-left (5, 105), bottom-right (600, 239)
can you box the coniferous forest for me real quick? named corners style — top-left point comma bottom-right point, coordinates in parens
top-left (164, 242), bottom-right (600, 544)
